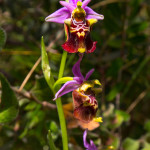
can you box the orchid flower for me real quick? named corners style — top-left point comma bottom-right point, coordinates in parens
top-left (83, 129), bottom-right (98, 150)
top-left (45, 0), bottom-right (104, 53)
top-left (53, 56), bottom-right (102, 122)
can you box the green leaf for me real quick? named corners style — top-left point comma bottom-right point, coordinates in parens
top-left (123, 138), bottom-right (139, 150)
top-left (41, 36), bottom-right (55, 93)
top-left (111, 110), bottom-right (130, 128)
top-left (110, 135), bottom-right (120, 149)
top-left (115, 110), bottom-right (130, 125)
top-left (107, 83), bottom-right (123, 101)
top-left (142, 142), bottom-right (150, 150)
top-left (47, 130), bottom-right (57, 150)
top-left (0, 27), bottom-right (6, 51)
top-left (0, 106), bottom-right (18, 123)
top-left (128, 34), bottom-right (148, 44)
top-left (116, 110), bottom-right (130, 122)
top-left (129, 0), bottom-right (144, 19)
top-left (127, 22), bottom-right (149, 33)
top-left (49, 121), bottom-right (60, 141)
top-left (53, 77), bottom-right (73, 90)
top-left (0, 73), bottom-right (19, 124)
top-left (107, 58), bottom-right (124, 78)
top-left (103, 4), bottom-right (122, 33)
top-left (24, 102), bottom-right (37, 111)
top-left (144, 120), bottom-right (150, 133)
top-left (107, 38), bottom-right (122, 49)
top-left (31, 76), bottom-right (53, 101)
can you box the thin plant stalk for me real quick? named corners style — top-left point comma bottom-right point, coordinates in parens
top-left (56, 50), bottom-right (68, 150)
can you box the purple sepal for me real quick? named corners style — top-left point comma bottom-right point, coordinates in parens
top-left (83, 129), bottom-right (98, 150)
top-left (89, 140), bottom-right (97, 150)
top-left (82, 0), bottom-right (91, 9)
top-left (85, 7), bottom-right (104, 20)
top-left (83, 129), bottom-right (90, 148)
top-left (72, 56), bottom-right (84, 81)
top-left (85, 68), bottom-right (94, 80)
top-left (73, 77), bottom-right (83, 84)
top-left (60, 1), bottom-right (75, 12)
top-left (45, 7), bottom-right (70, 24)
top-left (53, 80), bottom-right (80, 100)
top-left (69, 0), bottom-right (78, 6)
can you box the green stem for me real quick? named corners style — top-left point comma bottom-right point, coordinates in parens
top-left (58, 51), bottom-right (68, 79)
top-left (56, 50), bottom-right (68, 150)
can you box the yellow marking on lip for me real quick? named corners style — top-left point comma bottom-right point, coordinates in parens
top-left (78, 48), bottom-right (86, 53)
top-left (83, 101), bottom-right (92, 107)
top-left (70, 27), bottom-right (90, 33)
top-left (83, 101), bottom-right (97, 109)
top-left (77, 32), bottom-right (85, 37)
top-left (93, 117), bottom-right (103, 123)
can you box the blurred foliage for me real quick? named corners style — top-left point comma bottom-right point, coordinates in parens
top-left (0, 0), bottom-right (150, 150)
top-left (0, 27), bottom-right (6, 51)
top-left (0, 73), bottom-right (19, 124)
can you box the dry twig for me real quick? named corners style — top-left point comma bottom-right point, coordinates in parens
top-left (19, 29), bottom-right (64, 92)
top-left (126, 91), bottom-right (147, 113)
top-left (19, 57), bottom-right (41, 92)
top-left (13, 87), bottom-right (56, 110)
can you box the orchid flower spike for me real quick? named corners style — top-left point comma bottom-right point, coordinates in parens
top-left (45, 0), bottom-right (104, 24)
top-left (54, 56), bottom-right (102, 122)
top-left (83, 129), bottom-right (98, 150)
